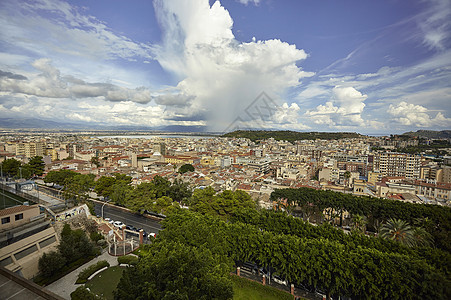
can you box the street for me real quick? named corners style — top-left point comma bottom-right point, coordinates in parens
top-left (94, 202), bottom-right (162, 234)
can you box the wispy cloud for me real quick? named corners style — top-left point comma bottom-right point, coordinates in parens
top-left (0, 0), bottom-right (154, 62)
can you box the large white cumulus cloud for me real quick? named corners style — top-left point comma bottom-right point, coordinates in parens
top-left (387, 101), bottom-right (451, 127)
top-left (153, 0), bottom-right (312, 130)
top-left (305, 86), bottom-right (367, 126)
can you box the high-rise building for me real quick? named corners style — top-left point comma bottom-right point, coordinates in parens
top-left (373, 152), bottom-right (421, 179)
top-left (153, 143), bottom-right (166, 155)
top-left (15, 142), bottom-right (45, 158)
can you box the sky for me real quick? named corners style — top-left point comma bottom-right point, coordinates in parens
top-left (0, 0), bottom-right (450, 134)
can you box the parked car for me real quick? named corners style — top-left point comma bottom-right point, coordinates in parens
top-left (113, 221), bottom-right (125, 228)
top-left (272, 275), bottom-right (288, 286)
top-left (105, 218), bottom-right (115, 224)
top-left (138, 229), bottom-right (148, 237)
top-left (294, 282), bottom-right (315, 293)
top-left (126, 225), bottom-right (137, 231)
top-left (241, 262), bottom-right (258, 274)
top-left (148, 232), bottom-right (156, 238)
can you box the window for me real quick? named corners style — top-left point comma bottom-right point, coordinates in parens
top-left (1, 217), bottom-right (10, 224)
top-left (0, 256), bottom-right (13, 267)
top-left (14, 245), bottom-right (38, 260)
top-left (15, 213), bottom-right (23, 221)
top-left (39, 236), bottom-right (57, 249)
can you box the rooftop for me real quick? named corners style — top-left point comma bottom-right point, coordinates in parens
top-left (0, 205), bottom-right (37, 217)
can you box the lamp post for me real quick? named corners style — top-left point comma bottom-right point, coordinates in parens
top-left (101, 198), bottom-right (111, 219)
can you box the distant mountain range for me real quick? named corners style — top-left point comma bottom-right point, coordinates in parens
top-left (403, 130), bottom-right (451, 139)
top-left (0, 117), bottom-right (207, 132)
top-left (1, 118), bottom-right (449, 138)
top-left (0, 117), bottom-right (78, 129)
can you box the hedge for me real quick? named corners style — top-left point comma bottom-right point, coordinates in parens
top-left (76, 260), bottom-right (110, 284)
top-left (117, 255), bottom-right (139, 266)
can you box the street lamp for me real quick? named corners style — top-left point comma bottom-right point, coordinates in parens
top-left (101, 198), bottom-right (112, 219)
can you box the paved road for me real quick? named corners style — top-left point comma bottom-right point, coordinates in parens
top-left (94, 202), bottom-right (162, 234)
top-left (33, 184), bottom-right (162, 235)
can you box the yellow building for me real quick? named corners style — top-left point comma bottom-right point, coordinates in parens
top-left (201, 157), bottom-right (215, 166)
top-left (353, 179), bottom-right (366, 195)
top-left (15, 142), bottom-right (45, 158)
top-left (368, 171), bottom-right (381, 185)
top-left (164, 155), bottom-right (197, 165)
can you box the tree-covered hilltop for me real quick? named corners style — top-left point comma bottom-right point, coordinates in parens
top-left (403, 130), bottom-right (451, 139)
top-left (221, 130), bottom-right (363, 142)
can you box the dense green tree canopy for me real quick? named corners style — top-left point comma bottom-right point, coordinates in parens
top-left (38, 251), bottom-right (66, 278)
top-left (58, 224), bottom-right (95, 262)
top-left (1, 158), bottom-right (21, 177)
top-left (189, 187), bottom-right (255, 219)
top-left (26, 156), bottom-right (45, 176)
top-left (271, 187), bottom-right (451, 251)
top-left (114, 241), bottom-right (233, 300)
top-left (94, 173), bottom-right (132, 198)
top-left (44, 169), bottom-right (78, 186)
top-left (178, 163), bottom-right (195, 174)
top-left (63, 173), bottom-right (95, 203)
top-left (157, 209), bottom-right (449, 300)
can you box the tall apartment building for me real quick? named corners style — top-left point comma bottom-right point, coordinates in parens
top-left (15, 142), bottom-right (45, 158)
top-left (373, 152), bottom-right (421, 179)
top-left (442, 166), bottom-right (451, 183)
top-left (153, 143), bottom-right (166, 155)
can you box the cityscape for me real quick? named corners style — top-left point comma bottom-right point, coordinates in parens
top-left (0, 0), bottom-right (450, 300)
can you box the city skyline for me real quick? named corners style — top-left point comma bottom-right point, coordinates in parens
top-left (0, 0), bottom-right (450, 134)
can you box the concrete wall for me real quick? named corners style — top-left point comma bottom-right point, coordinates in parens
top-left (0, 227), bottom-right (59, 279)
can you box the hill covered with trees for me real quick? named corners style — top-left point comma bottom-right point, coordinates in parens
top-left (403, 130), bottom-right (451, 139)
top-left (222, 130), bottom-right (363, 142)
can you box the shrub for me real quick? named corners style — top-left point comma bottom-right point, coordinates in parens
top-left (70, 286), bottom-right (101, 300)
top-left (117, 255), bottom-right (139, 266)
top-left (76, 260), bottom-right (110, 284)
top-left (96, 239), bottom-right (107, 247)
top-left (90, 231), bottom-right (103, 242)
top-left (38, 251), bottom-right (66, 277)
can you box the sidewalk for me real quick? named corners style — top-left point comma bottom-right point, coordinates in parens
top-left (46, 250), bottom-right (118, 300)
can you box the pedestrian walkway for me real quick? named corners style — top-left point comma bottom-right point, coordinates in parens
top-left (46, 250), bottom-right (118, 300)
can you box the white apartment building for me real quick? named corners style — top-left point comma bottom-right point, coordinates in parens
top-left (373, 152), bottom-right (421, 179)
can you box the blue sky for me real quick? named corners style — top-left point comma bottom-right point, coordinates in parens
top-left (0, 0), bottom-right (450, 134)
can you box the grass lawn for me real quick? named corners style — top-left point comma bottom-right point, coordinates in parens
top-left (231, 275), bottom-right (294, 300)
top-left (85, 266), bottom-right (125, 299)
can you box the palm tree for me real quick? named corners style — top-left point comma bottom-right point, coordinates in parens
top-left (380, 218), bottom-right (415, 247)
top-left (412, 227), bottom-right (434, 247)
top-left (351, 214), bottom-right (367, 233)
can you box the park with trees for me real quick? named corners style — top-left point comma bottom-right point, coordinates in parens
top-left (112, 185), bottom-right (450, 299)
top-left (40, 170), bottom-right (450, 299)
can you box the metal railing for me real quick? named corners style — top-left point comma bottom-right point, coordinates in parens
top-left (0, 182), bottom-right (40, 205)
